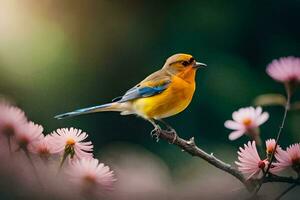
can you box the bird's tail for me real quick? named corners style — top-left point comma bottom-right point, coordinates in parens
top-left (54, 102), bottom-right (124, 119)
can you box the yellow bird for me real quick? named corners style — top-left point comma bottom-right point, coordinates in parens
top-left (55, 53), bottom-right (206, 138)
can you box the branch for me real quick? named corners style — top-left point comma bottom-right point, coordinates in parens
top-left (157, 129), bottom-right (300, 195)
top-left (157, 130), bottom-right (253, 190)
top-left (264, 175), bottom-right (300, 184)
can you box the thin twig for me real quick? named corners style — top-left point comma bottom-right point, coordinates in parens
top-left (253, 87), bottom-right (291, 196)
top-left (274, 184), bottom-right (297, 200)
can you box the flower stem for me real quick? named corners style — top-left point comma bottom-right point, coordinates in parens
top-left (257, 144), bottom-right (265, 158)
top-left (59, 151), bottom-right (69, 170)
top-left (6, 135), bottom-right (12, 155)
top-left (252, 86), bottom-right (291, 196)
top-left (23, 149), bottom-right (43, 187)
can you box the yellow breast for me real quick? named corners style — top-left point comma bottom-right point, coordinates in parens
top-left (132, 76), bottom-right (196, 119)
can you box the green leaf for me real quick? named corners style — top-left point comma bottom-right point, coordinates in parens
top-left (253, 94), bottom-right (286, 107)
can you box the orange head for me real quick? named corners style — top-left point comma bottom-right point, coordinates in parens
top-left (163, 53), bottom-right (206, 82)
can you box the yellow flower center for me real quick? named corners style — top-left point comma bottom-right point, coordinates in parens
top-left (66, 138), bottom-right (76, 146)
top-left (266, 147), bottom-right (274, 154)
top-left (243, 118), bottom-right (252, 126)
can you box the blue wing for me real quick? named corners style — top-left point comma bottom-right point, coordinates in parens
top-left (116, 78), bottom-right (171, 103)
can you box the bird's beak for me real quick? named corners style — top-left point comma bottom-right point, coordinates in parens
top-left (193, 62), bottom-right (207, 69)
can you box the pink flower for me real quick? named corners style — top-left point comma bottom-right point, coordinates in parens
top-left (29, 134), bottom-right (56, 158)
top-left (272, 143), bottom-right (300, 174)
top-left (49, 128), bottom-right (93, 160)
top-left (225, 107), bottom-right (269, 142)
top-left (66, 158), bottom-right (116, 190)
top-left (0, 102), bottom-right (27, 138)
top-left (236, 141), bottom-right (268, 180)
top-left (266, 56), bottom-right (300, 83)
top-left (14, 121), bottom-right (43, 150)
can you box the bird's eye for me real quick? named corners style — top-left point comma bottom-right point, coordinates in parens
top-left (182, 61), bottom-right (189, 66)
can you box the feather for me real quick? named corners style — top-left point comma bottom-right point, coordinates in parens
top-left (115, 70), bottom-right (172, 103)
top-left (54, 103), bottom-right (113, 119)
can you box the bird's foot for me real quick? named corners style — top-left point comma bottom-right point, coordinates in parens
top-left (165, 129), bottom-right (177, 144)
top-left (150, 126), bottom-right (162, 142)
top-left (166, 126), bottom-right (176, 133)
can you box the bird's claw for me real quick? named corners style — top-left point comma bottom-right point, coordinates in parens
top-left (150, 126), bottom-right (161, 142)
top-left (166, 129), bottom-right (177, 144)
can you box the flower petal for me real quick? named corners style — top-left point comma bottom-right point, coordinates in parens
top-left (224, 120), bottom-right (243, 130)
top-left (228, 130), bottom-right (245, 140)
top-left (256, 112), bottom-right (269, 125)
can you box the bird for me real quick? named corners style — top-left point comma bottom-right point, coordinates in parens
top-left (55, 53), bottom-right (206, 140)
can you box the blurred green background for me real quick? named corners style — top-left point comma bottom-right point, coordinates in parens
top-left (1, 0), bottom-right (300, 173)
